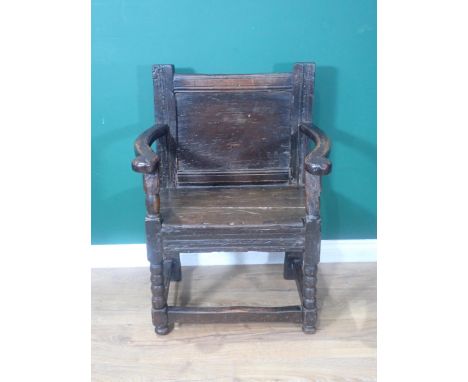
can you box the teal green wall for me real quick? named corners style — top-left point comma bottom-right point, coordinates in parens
top-left (92, 0), bottom-right (376, 244)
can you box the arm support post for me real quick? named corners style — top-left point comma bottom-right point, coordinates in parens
top-left (300, 123), bottom-right (332, 332)
top-left (132, 124), bottom-right (170, 334)
top-left (305, 173), bottom-right (322, 218)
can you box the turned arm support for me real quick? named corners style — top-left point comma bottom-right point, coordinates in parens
top-left (131, 124), bottom-right (169, 174)
top-left (300, 123), bottom-right (332, 217)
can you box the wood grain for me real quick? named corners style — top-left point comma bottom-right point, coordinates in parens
top-left (92, 263), bottom-right (376, 381)
top-left (152, 64), bottom-right (177, 188)
top-left (176, 91), bottom-right (292, 186)
top-left (159, 186), bottom-right (307, 254)
top-left (160, 186), bottom-right (306, 227)
top-left (173, 73), bottom-right (292, 91)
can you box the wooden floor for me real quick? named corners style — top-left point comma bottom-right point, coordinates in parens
top-left (92, 263), bottom-right (376, 381)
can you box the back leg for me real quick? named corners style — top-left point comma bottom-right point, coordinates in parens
top-left (170, 253), bottom-right (182, 282)
top-left (284, 251), bottom-right (302, 280)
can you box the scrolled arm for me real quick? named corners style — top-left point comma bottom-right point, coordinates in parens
top-left (300, 123), bottom-right (332, 176)
top-left (131, 124), bottom-right (169, 174)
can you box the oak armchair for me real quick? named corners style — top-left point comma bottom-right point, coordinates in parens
top-left (132, 63), bottom-right (331, 335)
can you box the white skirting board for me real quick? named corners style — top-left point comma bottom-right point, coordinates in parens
top-left (90, 239), bottom-right (376, 268)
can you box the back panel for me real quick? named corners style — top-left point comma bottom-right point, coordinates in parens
top-left (152, 64), bottom-right (315, 188)
top-left (174, 74), bottom-right (293, 186)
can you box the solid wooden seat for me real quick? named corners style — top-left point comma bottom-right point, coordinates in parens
top-left (132, 63), bottom-right (332, 335)
top-left (160, 186), bottom-right (306, 228)
top-left (160, 186), bottom-right (306, 254)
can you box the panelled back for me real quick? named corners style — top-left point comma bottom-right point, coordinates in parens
top-left (152, 64), bottom-right (315, 188)
top-left (175, 74), bottom-right (292, 186)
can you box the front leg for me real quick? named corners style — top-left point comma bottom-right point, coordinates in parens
top-left (302, 172), bottom-right (322, 333)
top-left (143, 173), bottom-right (170, 335)
top-left (302, 218), bottom-right (320, 333)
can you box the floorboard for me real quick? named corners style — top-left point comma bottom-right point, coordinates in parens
top-left (92, 263), bottom-right (376, 381)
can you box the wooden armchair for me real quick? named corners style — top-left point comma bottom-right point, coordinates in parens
top-left (132, 63), bottom-right (331, 335)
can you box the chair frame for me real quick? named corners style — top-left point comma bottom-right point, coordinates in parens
top-left (132, 63), bottom-right (331, 335)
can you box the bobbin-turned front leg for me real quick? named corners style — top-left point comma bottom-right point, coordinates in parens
top-left (131, 123), bottom-right (171, 335)
top-left (143, 173), bottom-right (170, 335)
top-left (150, 258), bottom-right (170, 335)
top-left (302, 242), bottom-right (318, 334)
top-left (302, 172), bottom-right (322, 334)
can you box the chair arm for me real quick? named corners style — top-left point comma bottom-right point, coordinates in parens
top-left (300, 123), bottom-right (332, 176)
top-left (131, 124), bottom-right (169, 174)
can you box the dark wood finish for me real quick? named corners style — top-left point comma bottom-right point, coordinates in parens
top-left (160, 186), bottom-right (306, 226)
top-left (300, 123), bottom-right (332, 175)
top-left (176, 90), bottom-right (292, 186)
top-left (173, 73), bottom-right (292, 91)
top-left (152, 65), bottom-right (177, 188)
top-left (132, 124), bottom-right (168, 174)
top-left (291, 63), bottom-right (315, 184)
top-left (167, 253), bottom-right (182, 282)
top-left (132, 63), bottom-right (332, 335)
top-left (284, 251), bottom-right (302, 280)
top-left (168, 305), bottom-right (303, 324)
